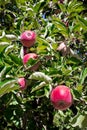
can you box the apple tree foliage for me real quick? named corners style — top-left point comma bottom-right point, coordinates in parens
top-left (0, 0), bottom-right (87, 129)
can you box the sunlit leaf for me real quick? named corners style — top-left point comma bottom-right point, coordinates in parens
top-left (5, 45), bottom-right (15, 54)
top-left (77, 16), bottom-right (87, 30)
top-left (33, 1), bottom-right (46, 13)
top-left (29, 72), bottom-right (52, 83)
top-left (0, 80), bottom-right (18, 97)
top-left (72, 114), bottom-right (87, 129)
top-left (0, 42), bottom-right (9, 53)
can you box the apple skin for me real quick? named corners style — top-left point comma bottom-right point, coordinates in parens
top-left (20, 30), bottom-right (36, 47)
top-left (50, 85), bottom-right (73, 110)
top-left (57, 42), bottom-right (70, 56)
top-left (23, 53), bottom-right (38, 64)
top-left (18, 78), bottom-right (27, 90)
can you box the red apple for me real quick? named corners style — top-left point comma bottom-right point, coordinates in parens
top-left (23, 53), bottom-right (38, 64)
top-left (50, 85), bottom-right (73, 110)
top-left (20, 30), bottom-right (36, 47)
top-left (18, 77), bottom-right (27, 90)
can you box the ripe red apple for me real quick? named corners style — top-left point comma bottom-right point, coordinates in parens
top-left (23, 53), bottom-right (38, 64)
top-left (50, 85), bottom-right (73, 110)
top-left (18, 77), bottom-right (27, 90)
top-left (20, 30), bottom-right (36, 47)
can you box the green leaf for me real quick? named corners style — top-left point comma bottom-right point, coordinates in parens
top-left (31, 81), bottom-right (46, 93)
top-left (37, 36), bottom-right (49, 45)
top-left (15, 0), bottom-right (25, 4)
top-left (66, 57), bottom-right (81, 65)
top-left (33, 1), bottom-right (46, 13)
top-left (29, 72), bottom-right (52, 84)
top-left (52, 17), bottom-right (69, 37)
top-left (78, 16), bottom-right (87, 30)
top-left (9, 54), bottom-right (22, 65)
top-left (0, 66), bottom-right (7, 81)
top-left (0, 66), bottom-right (12, 81)
top-left (72, 88), bottom-right (81, 100)
top-left (37, 45), bottom-right (47, 53)
top-left (68, 0), bottom-right (77, 8)
top-left (58, 3), bottom-right (66, 12)
top-left (67, 0), bottom-right (84, 14)
top-left (5, 45), bottom-right (15, 55)
top-left (0, 32), bottom-right (17, 42)
top-left (0, 79), bottom-right (9, 86)
top-left (72, 114), bottom-right (87, 129)
top-left (0, 80), bottom-right (18, 97)
top-left (76, 85), bottom-right (83, 93)
top-left (5, 34), bottom-right (17, 40)
top-left (3, 56), bottom-right (13, 65)
top-left (62, 67), bottom-right (72, 76)
top-left (44, 84), bottom-right (52, 98)
top-left (26, 58), bottom-right (37, 67)
top-left (37, 36), bottom-right (49, 53)
top-left (0, 0), bottom-right (10, 5)
top-left (72, 24), bottom-right (81, 32)
top-left (80, 68), bottom-right (87, 85)
top-left (0, 42), bottom-right (9, 53)
top-left (13, 93), bottom-right (22, 104)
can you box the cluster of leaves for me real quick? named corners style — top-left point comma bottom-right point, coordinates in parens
top-left (0, 0), bottom-right (87, 129)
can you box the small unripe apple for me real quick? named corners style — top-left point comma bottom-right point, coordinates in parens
top-left (57, 42), bottom-right (66, 51)
top-left (20, 30), bottom-right (36, 47)
top-left (18, 77), bottom-right (27, 90)
top-left (57, 42), bottom-right (70, 56)
top-left (50, 85), bottom-right (73, 110)
top-left (23, 53), bottom-right (38, 64)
